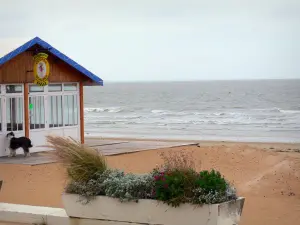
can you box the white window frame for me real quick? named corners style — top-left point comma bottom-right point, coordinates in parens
top-left (28, 84), bottom-right (47, 131)
top-left (45, 82), bottom-right (80, 130)
top-left (0, 84), bottom-right (25, 133)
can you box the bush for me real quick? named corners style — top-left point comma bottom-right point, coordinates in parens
top-left (66, 169), bottom-right (154, 203)
top-left (103, 170), bottom-right (155, 202)
top-left (192, 170), bottom-right (237, 204)
top-left (153, 151), bottom-right (236, 207)
top-left (66, 169), bottom-right (113, 204)
top-left (153, 169), bottom-right (198, 207)
top-left (54, 138), bottom-right (237, 207)
top-left (46, 136), bottom-right (107, 182)
top-left (196, 170), bottom-right (227, 194)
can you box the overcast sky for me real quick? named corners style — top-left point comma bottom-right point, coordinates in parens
top-left (0, 0), bottom-right (299, 82)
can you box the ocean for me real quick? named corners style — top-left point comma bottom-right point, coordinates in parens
top-left (84, 79), bottom-right (300, 143)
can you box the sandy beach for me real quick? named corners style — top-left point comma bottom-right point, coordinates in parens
top-left (0, 140), bottom-right (299, 225)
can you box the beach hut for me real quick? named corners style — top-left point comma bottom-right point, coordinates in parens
top-left (0, 37), bottom-right (103, 156)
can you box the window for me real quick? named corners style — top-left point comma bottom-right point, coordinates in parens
top-left (29, 96), bottom-right (45, 129)
top-left (29, 85), bottom-right (44, 92)
top-left (49, 96), bottom-right (63, 128)
top-left (49, 84), bottom-right (62, 92)
top-left (6, 97), bottom-right (23, 131)
top-left (64, 95), bottom-right (78, 126)
top-left (64, 83), bottom-right (77, 91)
top-left (6, 85), bottom-right (22, 93)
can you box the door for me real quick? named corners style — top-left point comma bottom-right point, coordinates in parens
top-left (0, 84), bottom-right (25, 157)
top-left (28, 85), bottom-right (47, 152)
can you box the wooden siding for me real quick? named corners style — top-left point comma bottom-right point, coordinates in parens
top-left (0, 51), bottom-right (92, 84)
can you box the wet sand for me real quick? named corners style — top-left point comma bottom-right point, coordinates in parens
top-left (0, 140), bottom-right (299, 225)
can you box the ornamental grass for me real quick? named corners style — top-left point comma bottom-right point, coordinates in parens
top-left (46, 136), bottom-right (107, 182)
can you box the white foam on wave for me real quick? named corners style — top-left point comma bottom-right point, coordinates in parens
top-left (279, 109), bottom-right (300, 114)
top-left (151, 109), bottom-right (188, 116)
top-left (84, 107), bottom-right (123, 113)
top-left (253, 107), bottom-right (281, 113)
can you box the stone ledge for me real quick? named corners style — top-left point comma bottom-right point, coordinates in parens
top-left (0, 203), bottom-right (142, 225)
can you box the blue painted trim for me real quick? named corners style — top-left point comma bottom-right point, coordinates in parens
top-left (0, 37), bottom-right (103, 86)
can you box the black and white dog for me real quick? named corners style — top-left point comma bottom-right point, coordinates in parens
top-left (6, 132), bottom-right (33, 157)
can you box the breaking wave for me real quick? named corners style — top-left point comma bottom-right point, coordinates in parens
top-left (85, 107), bottom-right (123, 113)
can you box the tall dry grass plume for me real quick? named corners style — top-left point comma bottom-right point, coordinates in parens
top-left (46, 136), bottom-right (107, 182)
top-left (158, 150), bottom-right (201, 172)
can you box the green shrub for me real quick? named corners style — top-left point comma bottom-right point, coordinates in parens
top-left (103, 170), bottom-right (155, 202)
top-left (192, 170), bottom-right (237, 204)
top-left (153, 169), bottom-right (198, 207)
top-left (152, 151), bottom-right (236, 207)
top-left (196, 170), bottom-right (227, 194)
top-left (66, 169), bottom-right (155, 203)
top-left (65, 169), bottom-right (113, 204)
top-left (55, 138), bottom-right (237, 207)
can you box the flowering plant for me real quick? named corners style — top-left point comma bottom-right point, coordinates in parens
top-left (49, 136), bottom-right (237, 207)
top-left (152, 169), bottom-right (196, 206)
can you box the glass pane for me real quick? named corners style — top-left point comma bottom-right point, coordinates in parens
top-left (53, 97), bottom-right (57, 127)
top-left (57, 96), bottom-right (63, 127)
top-left (29, 97), bottom-right (35, 129)
top-left (29, 96), bottom-right (45, 129)
top-left (74, 95), bottom-right (78, 125)
top-left (68, 95), bottom-right (74, 125)
top-left (40, 96), bottom-right (45, 128)
top-left (49, 96), bottom-right (63, 128)
top-left (48, 97), bottom-right (53, 127)
top-left (49, 84), bottom-right (62, 92)
top-left (18, 98), bottom-right (24, 130)
top-left (29, 85), bottom-right (44, 92)
top-left (6, 85), bottom-right (22, 93)
top-left (35, 97), bottom-right (40, 127)
top-left (64, 95), bottom-right (69, 126)
top-left (64, 83), bottom-right (77, 91)
top-left (6, 97), bottom-right (23, 131)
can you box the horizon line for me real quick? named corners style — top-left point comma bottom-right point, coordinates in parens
top-left (102, 78), bottom-right (300, 83)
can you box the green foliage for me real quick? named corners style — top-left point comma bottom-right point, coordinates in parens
top-left (56, 139), bottom-right (237, 207)
top-left (103, 170), bottom-right (155, 202)
top-left (153, 169), bottom-right (198, 207)
top-left (66, 169), bottom-right (154, 203)
top-left (196, 170), bottom-right (227, 194)
top-left (66, 169), bottom-right (113, 204)
top-left (192, 170), bottom-right (236, 205)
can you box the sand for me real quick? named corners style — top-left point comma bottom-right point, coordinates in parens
top-left (0, 141), bottom-right (300, 225)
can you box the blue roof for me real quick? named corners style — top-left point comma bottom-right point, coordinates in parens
top-left (0, 37), bottom-right (103, 85)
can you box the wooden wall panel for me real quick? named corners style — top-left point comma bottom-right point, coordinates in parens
top-left (0, 51), bottom-right (91, 84)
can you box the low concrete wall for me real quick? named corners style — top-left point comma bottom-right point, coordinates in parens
top-left (63, 194), bottom-right (245, 225)
top-left (0, 196), bottom-right (245, 225)
top-left (0, 203), bottom-right (143, 225)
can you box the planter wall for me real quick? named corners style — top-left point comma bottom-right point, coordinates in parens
top-left (62, 194), bottom-right (245, 225)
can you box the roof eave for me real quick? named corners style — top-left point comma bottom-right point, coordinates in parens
top-left (0, 37), bottom-right (104, 86)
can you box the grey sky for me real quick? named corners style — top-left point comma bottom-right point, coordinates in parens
top-left (1, 0), bottom-right (299, 81)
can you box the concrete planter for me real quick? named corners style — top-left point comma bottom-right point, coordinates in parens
top-left (62, 193), bottom-right (245, 225)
